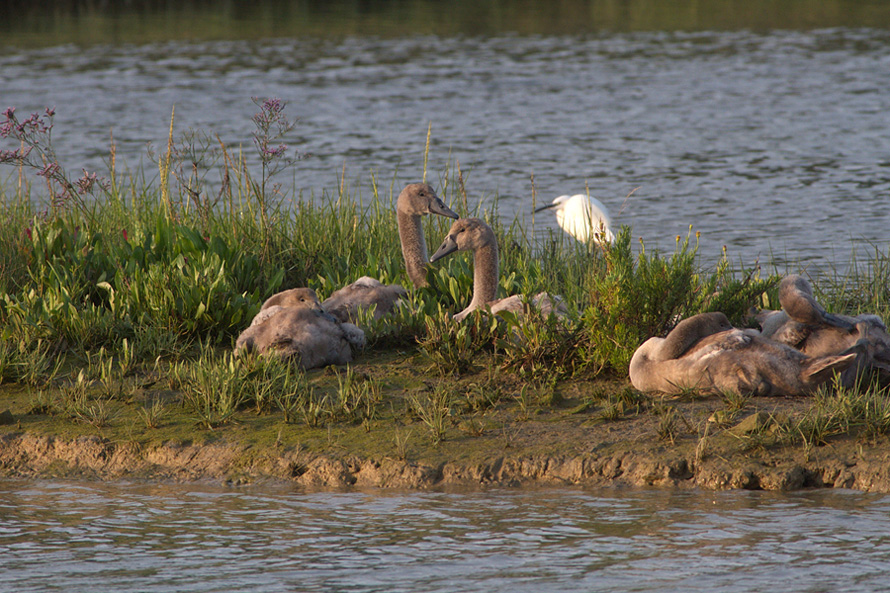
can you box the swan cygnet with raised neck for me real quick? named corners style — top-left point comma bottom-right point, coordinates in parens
top-left (779, 274), bottom-right (854, 331)
top-left (235, 287), bottom-right (365, 370)
top-left (322, 183), bottom-right (457, 322)
top-left (429, 217), bottom-right (566, 321)
top-left (629, 312), bottom-right (862, 396)
top-left (397, 182), bottom-right (459, 287)
top-left (754, 276), bottom-right (890, 386)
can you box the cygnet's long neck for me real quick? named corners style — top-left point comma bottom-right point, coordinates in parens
top-left (656, 313), bottom-right (732, 361)
top-left (397, 209), bottom-right (429, 287)
top-left (458, 239), bottom-right (499, 320)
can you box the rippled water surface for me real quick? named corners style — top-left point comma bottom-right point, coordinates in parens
top-left (1, 480), bottom-right (890, 592)
top-left (2, 26), bottom-right (889, 268)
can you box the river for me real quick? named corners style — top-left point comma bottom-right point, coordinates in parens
top-left (1, 1), bottom-right (889, 269)
top-left (2, 479), bottom-right (890, 593)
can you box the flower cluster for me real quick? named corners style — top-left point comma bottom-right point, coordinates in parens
top-left (1, 107), bottom-right (55, 140)
top-left (0, 146), bottom-right (33, 163)
top-left (75, 169), bottom-right (106, 194)
top-left (37, 162), bottom-right (61, 178)
top-left (250, 96), bottom-right (299, 167)
top-left (262, 144), bottom-right (288, 159)
top-left (0, 106), bottom-right (109, 216)
top-left (252, 98), bottom-right (285, 125)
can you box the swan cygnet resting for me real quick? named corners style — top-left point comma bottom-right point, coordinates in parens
top-left (323, 183), bottom-right (459, 322)
top-left (534, 193), bottom-right (615, 245)
top-left (249, 287), bottom-right (324, 328)
top-left (429, 217), bottom-right (566, 321)
top-left (629, 312), bottom-right (862, 397)
top-left (755, 275), bottom-right (890, 385)
top-left (235, 287), bottom-right (366, 370)
top-left (322, 276), bottom-right (408, 324)
top-left (397, 182), bottom-right (459, 287)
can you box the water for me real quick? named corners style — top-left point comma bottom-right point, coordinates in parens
top-left (1, 479), bottom-right (889, 592)
top-left (2, 22), bottom-right (890, 268)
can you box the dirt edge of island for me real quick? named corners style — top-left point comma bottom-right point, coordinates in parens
top-left (3, 432), bottom-right (890, 493)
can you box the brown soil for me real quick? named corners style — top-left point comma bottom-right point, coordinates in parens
top-left (3, 390), bottom-right (890, 492)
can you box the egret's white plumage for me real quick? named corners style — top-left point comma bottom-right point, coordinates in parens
top-left (535, 193), bottom-right (614, 244)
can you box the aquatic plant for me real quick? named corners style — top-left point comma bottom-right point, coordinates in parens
top-left (417, 309), bottom-right (504, 376)
top-left (788, 376), bottom-right (890, 447)
top-left (58, 368), bottom-right (117, 427)
top-left (598, 387), bottom-right (648, 422)
top-left (332, 365), bottom-right (382, 427)
top-left (26, 389), bottom-right (56, 416)
top-left (655, 404), bottom-right (680, 444)
top-left (0, 337), bottom-right (63, 387)
top-left (497, 307), bottom-right (586, 380)
top-left (393, 427), bottom-right (412, 460)
top-left (409, 384), bottom-right (453, 445)
top-left (170, 346), bottom-right (246, 429)
top-left (137, 397), bottom-right (167, 429)
top-left (458, 372), bottom-right (505, 413)
top-left (581, 227), bottom-right (775, 374)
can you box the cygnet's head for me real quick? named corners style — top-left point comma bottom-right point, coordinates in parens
top-left (429, 217), bottom-right (496, 263)
top-left (397, 183), bottom-right (458, 219)
top-left (779, 274), bottom-right (854, 331)
top-left (779, 274), bottom-right (816, 302)
top-left (260, 287), bottom-right (324, 312)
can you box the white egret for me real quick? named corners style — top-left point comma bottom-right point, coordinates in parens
top-left (534, 193), bottom-right (614, 244)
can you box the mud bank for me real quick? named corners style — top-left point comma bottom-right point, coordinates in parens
top-left (3, 431), bottom-right (890, 492)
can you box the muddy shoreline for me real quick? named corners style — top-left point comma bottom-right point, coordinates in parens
top-left (4, 349), bottom-right (890, 494)
top-left (3, 426), bottom-right (889, 493)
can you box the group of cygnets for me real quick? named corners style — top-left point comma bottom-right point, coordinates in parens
top-left (235, 182), bottom-right (890, 397)
top-left (236, 183), bottom-right (457, 366)
top-left (630, 275), bottom-right (890, 396)
top-left (235, 182), bottom-right (568, 368)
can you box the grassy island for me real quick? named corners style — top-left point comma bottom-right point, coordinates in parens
top-left (2, 103), bottom-right (890, 492)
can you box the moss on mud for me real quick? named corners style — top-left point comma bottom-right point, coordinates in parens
top-left (3, 348), bottom-right (890, 493)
